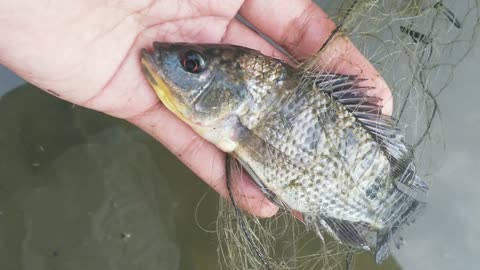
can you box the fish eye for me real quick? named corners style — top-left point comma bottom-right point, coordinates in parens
top-left (180, 50), bottom-right (206, 73)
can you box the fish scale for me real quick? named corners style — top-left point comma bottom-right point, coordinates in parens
top-left (241, 84), bottom-right (389, 224)
top-left (140, 42), bottom-right (428, 263)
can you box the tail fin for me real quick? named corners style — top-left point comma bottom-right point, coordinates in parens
top-left (396, 162), bottom-right (429, 193)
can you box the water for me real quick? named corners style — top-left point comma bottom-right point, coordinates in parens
top-left (395, 35), bottom-right (480, 270)
top-left (0, 85), bottom-right (220, 270)
top-left (1, 12), bottom-right (479, 270)
top-left (0, 65), bottom-right (23, 95)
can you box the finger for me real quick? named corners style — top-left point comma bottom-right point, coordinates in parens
top-left (239, 0), bottom-right (393, 115)
top-left (128, 104), bottom-right (278, 218)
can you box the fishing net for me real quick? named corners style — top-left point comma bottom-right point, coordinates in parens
top-left (217, 1), bottom-right (479, 269)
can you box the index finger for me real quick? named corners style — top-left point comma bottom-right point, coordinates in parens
top-left (239, 0), bottom-right (393, 115)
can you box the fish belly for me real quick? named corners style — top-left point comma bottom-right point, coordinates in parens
top-left (234, 89), bottom-right (393, 227)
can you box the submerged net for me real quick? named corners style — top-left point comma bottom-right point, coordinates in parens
top-left (216, 1), bottom-right (479, 269)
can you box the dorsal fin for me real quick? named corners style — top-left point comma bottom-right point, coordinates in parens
top-left (310, 73), bottom-right (412, 168)
top-left (309, 73), bottom-right (429, 193)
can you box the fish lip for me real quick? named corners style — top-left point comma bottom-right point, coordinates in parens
top-left (140, 48), bottom-right (157, 84)
top-left (140, 43), bottom-right (206, 129)
top-left (140, 48), bottom-right (152, 61)
top-left (141, 43), bottom-right (167, 69)
top-left (140, 48), bottom-right (156, 67)
top-left (140, 44), bottom-right (188, 125)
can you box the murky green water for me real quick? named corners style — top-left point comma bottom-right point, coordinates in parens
top-left (0, 83), bottom-right (404, 270)
top-left (0, 83), bottom-right (222, 270)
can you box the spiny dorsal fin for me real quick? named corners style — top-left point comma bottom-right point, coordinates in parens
top-left (310, 73), bottom-right (429, 194)
top-left (310, 74), bottom-right (412, 168)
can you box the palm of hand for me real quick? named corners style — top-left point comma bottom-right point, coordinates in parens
top-left (1, 0), bottom-right (391, 217)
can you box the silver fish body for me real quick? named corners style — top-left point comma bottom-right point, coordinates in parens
top-left (140, 43), bottom-right (427, 263)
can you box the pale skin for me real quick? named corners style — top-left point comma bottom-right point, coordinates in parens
top-left (0, 0), bottom-right (392, 217)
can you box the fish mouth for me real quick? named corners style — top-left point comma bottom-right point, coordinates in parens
top-left (140, 49), bottom-right (158, 87)
top-left (140, 46), bottom-right (188, 123)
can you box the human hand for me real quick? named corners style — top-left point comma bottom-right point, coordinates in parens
top-left (0, 0), bottom-right (392, 217)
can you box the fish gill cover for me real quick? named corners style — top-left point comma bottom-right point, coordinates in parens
top-left (214, 1), bottom-right (479, 270)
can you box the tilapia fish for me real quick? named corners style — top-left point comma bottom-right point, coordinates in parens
top-left (140, 42), bottom-right (428, 263)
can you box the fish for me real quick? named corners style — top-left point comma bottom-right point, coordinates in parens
top-left (140, 42), bottom-right (428, 264)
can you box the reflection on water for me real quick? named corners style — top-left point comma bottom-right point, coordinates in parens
top-left (0, 85), bottom-right (402, 269)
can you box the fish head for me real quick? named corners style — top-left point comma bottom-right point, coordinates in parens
top-left (141, 42), bottom-right (285, 150)
top-left (141, 42), bottom-right (287, 151)
top-left (141, 43), bottom-right (256, 124)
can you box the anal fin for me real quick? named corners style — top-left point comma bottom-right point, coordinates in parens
top-left (375, 229), bottom-right (391, 264)
top-left (308, 215), bottom-right (371, 251)
top-left (374, 199), bottom-right (425, 263)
